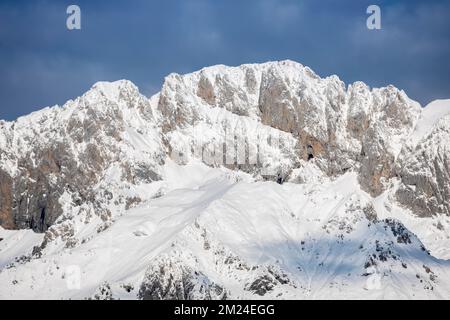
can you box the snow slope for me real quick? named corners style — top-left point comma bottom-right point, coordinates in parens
top-left (1, 161), bottom-right (450, 300)
top-left (408, 99), bottom-right (450, 147)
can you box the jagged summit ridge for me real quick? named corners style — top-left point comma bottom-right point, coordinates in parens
top-left (0, 60), bottom-right (447, 231)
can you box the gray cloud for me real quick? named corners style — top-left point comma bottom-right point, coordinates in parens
top-left (0, 0), bottom-right (449, 120)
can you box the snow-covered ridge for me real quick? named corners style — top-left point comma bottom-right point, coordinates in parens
top-left (1, 60), bottom-right (450, 299)
top-left (407, 99), bottom-right (450, 147)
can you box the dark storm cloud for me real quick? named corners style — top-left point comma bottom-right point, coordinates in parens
top-left (0, 0), bottom-right (449, 120)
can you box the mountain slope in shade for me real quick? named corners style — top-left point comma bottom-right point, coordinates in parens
top-left (1, 162), bottom-right (450, 299)
top-left (1, 61), bottom-right (450, 299)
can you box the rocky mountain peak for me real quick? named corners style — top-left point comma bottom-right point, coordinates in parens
top-left (0, 60), bottom-right (447, 227)
top-left (87, 80), bottom-right (141, 106)
top-left (1, 60), bottom-right (450, 300)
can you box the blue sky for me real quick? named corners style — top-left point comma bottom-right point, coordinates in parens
top-left (0, 0), bottom-right (449, 120)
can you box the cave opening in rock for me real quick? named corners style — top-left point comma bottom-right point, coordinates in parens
top-left (277, 174), bottom-right (283, 185)
top-left (307, 144), bottom-right (314, 161)
top-left (40, 207), bottom-right (46, 227)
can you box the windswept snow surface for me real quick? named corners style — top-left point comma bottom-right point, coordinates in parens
top-left (0, 227), bottom-right (44, 270)
top-left (408, 99), bottom-right (450, 147)
top-left (1, 161), bottom-right (450, 300)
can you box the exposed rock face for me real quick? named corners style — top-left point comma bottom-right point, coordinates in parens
top-left (355, 85), bottom-right (421, 196)
top-left (0, 80), bottom-right (164, 232)
top-left (157, 61), bottom-right (421, 193)
top-left (0, 169), bottom-right (14, 229)
top-left (395, 104), bottom-right (450, 217)
top-left (0, 60), bottom-right (449, 235)
top-left (157, 63), bottom-right (300, 180)
top-left (138, 255), bottom-right (227, 300)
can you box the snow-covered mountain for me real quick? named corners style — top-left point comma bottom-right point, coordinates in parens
top-left (1, 60), bottom-right (450, 299)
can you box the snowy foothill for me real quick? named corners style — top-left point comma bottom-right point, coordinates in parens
top-left (1, 161), bottom-right (450, 299)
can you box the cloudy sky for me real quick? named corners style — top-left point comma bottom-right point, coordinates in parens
top-left (0, 0), bottom-right (449, 120)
